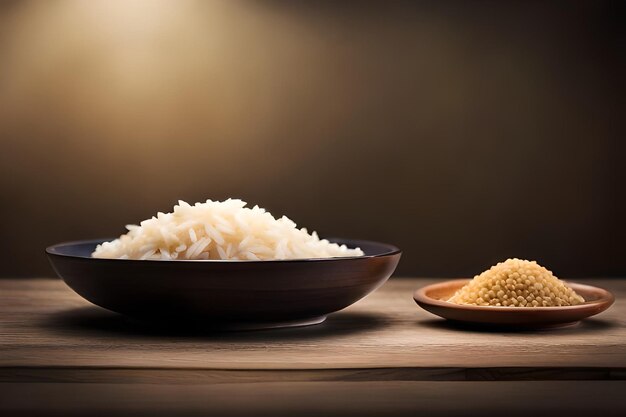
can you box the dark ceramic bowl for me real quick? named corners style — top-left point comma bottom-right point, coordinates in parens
top-left (47, 239), bottom-right (401, 330)
top-left (414, 279), bottom-right (614, 329)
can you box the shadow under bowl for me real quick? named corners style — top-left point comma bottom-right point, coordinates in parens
top-left (47, 238), bottom-right (401, 330)
top-left (413, 279), bottom-right (614, 329)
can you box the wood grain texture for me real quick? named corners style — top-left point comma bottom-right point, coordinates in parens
top-left (0, 278), bottom-right (624, 377)
top-left (1, 278), bottom-right (625, 416)
top-left (2, 381), bottom-right (625, 417)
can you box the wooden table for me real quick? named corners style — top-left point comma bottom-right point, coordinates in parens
top-left (1, 278), bottom-right (624, 416)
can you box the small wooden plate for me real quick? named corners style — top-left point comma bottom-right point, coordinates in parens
top-left (414, 279), bottom-right (614, 328)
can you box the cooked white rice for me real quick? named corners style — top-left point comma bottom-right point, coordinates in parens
top-left (92, 199), bottom-right (364, 261)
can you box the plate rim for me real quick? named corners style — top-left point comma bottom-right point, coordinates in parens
top-left (413, 278), bottom-right (615, 313)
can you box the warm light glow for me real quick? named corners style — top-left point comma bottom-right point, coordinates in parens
top-left (0, 1), bottom-right (615, 279)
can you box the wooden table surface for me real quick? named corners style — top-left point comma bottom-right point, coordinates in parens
top-left (1, 277), bottom-right (625, 416)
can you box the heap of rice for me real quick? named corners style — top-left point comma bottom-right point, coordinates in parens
top-left (447, 258), bottom-right (585, 307)
top-left (92, 199), bottom-right (364, 261)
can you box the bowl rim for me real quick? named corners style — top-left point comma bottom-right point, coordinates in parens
top-left (413, 278), bottom-right (615, 312)
top-left (46, 238), bottom-right (401, 263)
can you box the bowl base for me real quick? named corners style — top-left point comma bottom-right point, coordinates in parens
top-left (127, 315), bottom-right (328, 331)
top-left (218, 315), bottom-right (328, 331)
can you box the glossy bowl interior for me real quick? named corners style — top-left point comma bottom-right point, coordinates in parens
top-left (414, 279), bottom-right (614, 328)
top-left (47, 238), bottom-right (401, 329)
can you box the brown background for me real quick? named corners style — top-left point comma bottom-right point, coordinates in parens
top-left (0, 1), bottom-right (623, 278)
